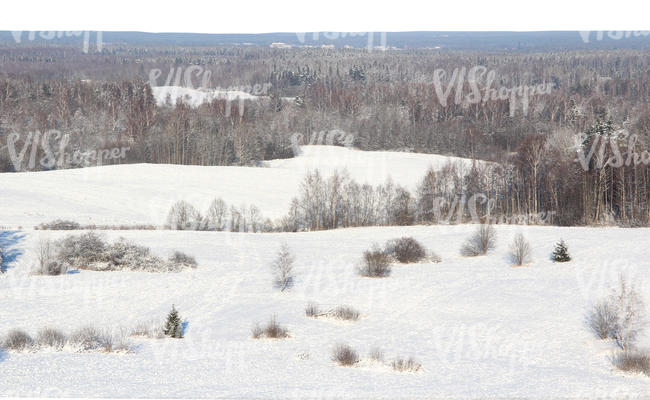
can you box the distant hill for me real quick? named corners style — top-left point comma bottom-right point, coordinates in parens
top-left (1, 30), bottom-right (649, 50)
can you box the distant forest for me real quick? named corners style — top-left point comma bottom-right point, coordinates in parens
top-left (0, 39), bottom-right (649, 226)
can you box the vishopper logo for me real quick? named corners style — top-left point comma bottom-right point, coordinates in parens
top-left (429, 321), bottom-right (532, 375)
top-left (432, 66), bottom-right (553, 117)
top-left (579, 30), bottom-right (650, 43)
top-left (148, 66), bottom-right (272, 117)
top-left (431, 193), bottom-right (555, 225)
top-left (10, 31), bottom-right (103, 53)
top-left (289, 129), bottom-right (355, 155)
top-left (575, 130), bottom-right (650, 171)
top-left (295, 31), bottom-right (388, 51)
top-left (2, 130), bottom-right (129, 172)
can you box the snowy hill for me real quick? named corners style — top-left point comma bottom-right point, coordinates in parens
top-left (0, 146), bottom-right (477, 228)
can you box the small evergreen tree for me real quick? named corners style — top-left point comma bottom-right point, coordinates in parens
top-left (164, 305), bottom-right (183, 338)
top-left (552, 239), bottom-right (571, 262)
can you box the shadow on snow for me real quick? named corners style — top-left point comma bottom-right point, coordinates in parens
top-left (0, 230), bottom-right (26, 273)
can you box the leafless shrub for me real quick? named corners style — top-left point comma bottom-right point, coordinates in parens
top-left (385, 237), bottom-right (426, 263)
top-left (169, 251), bottom-right (197, 268)
top-left (68, 327), bottom-right (114, 352)
top-left (252, 316), bottom-right (289, 339)
top-left (392, 356), bottom-right (422, 372)
top-left (130, 321), bottom-right (165, 339)
top-left (2, 329), bottom-right (33, 351)
top-left (272, 243), bottom-right (294, 291)
top-left (610, 277), bottom-right (646, 351)
top-left (509, 232), bottom-right (532, 266)
top-left (35, 220), bottom-right (81, 230)
top-left (305, 302), bottom-right (320, 318)
top-left (358, 244), bottom-right (391, 277)
top-left (461, 224), bottom-right (497, 256)
top-left (332, 344), bottom-right (359, 366)
top-left (587, 301), bottom-right (618, 340)
top-left (332, 306), bottom-right (360, 321)
top-left (33, 238), bottom-right (69, 275)
top-left (36, 328), bottom-right (67, 349)
top-left (368, 348), bottom-right (384, 363)
top-left (613, 351), bottom-right (650, 376)
top-left (251, 324), bottom-right (263, 339)
top-left (51, 236), bottom-right (196, 273)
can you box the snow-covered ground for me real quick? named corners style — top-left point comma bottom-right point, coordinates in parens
top-left (0, 225), bottom-right (648, 398)
top-left (0, 147), bottom-right (648, 398)
top-left (151, 86), bottom-right (263, 107)
top-left (0, 146), bottom-right (476, 228)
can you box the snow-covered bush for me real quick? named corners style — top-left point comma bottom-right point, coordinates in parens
top-left (2, 329), bottom-right (33, 351)
top-left (68, 327), bottom-right (115, 352)
top-left (358, 244), bottom-right (391, 277)
top-left (169, 251), bottom-right (197, 268)
top-left (49, 234), bottom-right (196, 272)
top-left (460, 224), bottom-right (496, 256)
top-left (391, 356), bottom-right (422, 372)
top-left (385, 237), bottom-right (426, 263)
top-left (36, 328), bottom-right (66, 350)
top-left (56, 232), bottom-right (106, 268)
top-left (74, 328), bottom-right (129, 353)
top-left (2, 326), bottom-right (133, 353)
top-left (332, 344), bottom-right (359, 366)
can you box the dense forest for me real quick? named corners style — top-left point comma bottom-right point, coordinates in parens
top-left (1, 44), bottom-right (649, 226)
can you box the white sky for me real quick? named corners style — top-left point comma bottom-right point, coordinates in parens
top-left (1, 0), bottom-right (648, 33)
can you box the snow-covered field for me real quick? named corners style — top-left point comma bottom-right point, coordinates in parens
top-left (1, 226), bottom-right (649, 398)
top-left (0, 146), bottom-right (476, 228)
top-left (1, 147), bottom-right (648, 399)
top-left (151, 86), bottom-right (263, 107)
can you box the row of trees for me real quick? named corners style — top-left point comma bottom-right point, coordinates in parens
top-left (1, 46), bottom-right (649, 225)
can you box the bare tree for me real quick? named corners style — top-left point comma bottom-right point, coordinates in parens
top-left (272, 243), bottom-right (295, 291)
top-left (610, 276), bottom-right (646, 351)
top-left (509, 232), bottom-right (532, 266)
top-left (206, 198), bottom-right (227, 231)
top-left (166, 200), bottom-right (200, 230)
top-left (460, 224), bottom-right (497, 256)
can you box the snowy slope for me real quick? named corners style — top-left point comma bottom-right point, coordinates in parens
top-left (0, 225), bottom-right (649, 398)
top-left (0, 146), bottom-right (476, 228)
